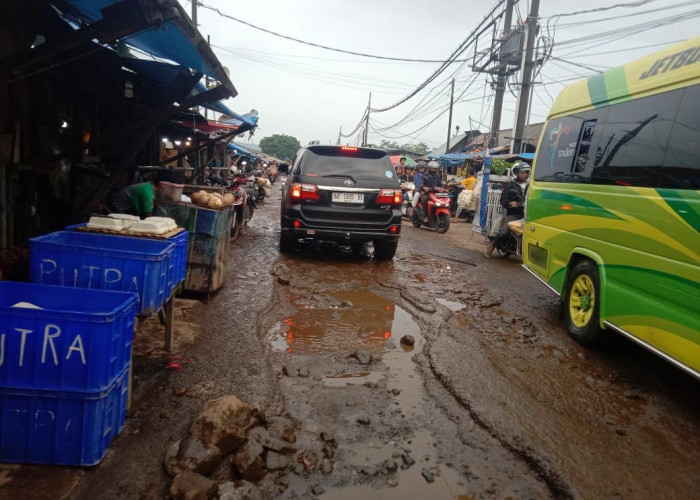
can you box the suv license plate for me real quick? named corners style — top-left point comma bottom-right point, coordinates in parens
top-left (332, 192), bottom-right (364, 204)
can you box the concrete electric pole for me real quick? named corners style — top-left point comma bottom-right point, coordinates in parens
top-left (446, 78), bottom-right (455, 154)
top-left (488, 0), bottom-right (515, 148)
top-left (512, 0), bottom-right (540, 154)
top-left (362, 92), bottom-right (371, 146)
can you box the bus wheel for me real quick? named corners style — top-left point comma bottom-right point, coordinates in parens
top-left (564, 260), bottom-right (602, 345)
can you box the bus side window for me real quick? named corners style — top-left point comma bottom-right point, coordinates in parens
top-left (534, 116), bottom-right (583, 182)
top-left (592, 89), bottom-right (682, 187)
top-left (664, 84), bottom-right (700, 189)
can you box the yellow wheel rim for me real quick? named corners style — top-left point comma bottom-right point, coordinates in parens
top-left (569, 275), bottom-right (595, 328)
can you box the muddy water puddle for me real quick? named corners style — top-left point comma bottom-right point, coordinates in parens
top-left (270, 290), bottom-right (397, 354)
top-left (272, 289), bottom-right (468, 497)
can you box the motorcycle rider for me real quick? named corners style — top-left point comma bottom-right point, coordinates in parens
top-left (485, 162), bottom-right (530, 258)
top-left (416, 160), bottom-right (443, 222)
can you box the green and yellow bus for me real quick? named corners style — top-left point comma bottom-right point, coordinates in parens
top-left (524, 37), bottom-right (700, 379)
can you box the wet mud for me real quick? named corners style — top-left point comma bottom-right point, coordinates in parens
top-left (4, 184), bottom-right (698, 500)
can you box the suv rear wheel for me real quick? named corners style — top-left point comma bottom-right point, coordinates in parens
top-left (373, 240), bottom-right (398, 260)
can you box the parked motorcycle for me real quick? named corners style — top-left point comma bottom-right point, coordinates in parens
top-left (412, 188), bottom-right (451, 233)
top-left (489, 218), bottom-right (524, 258)
top-left (208, 173), bottom-right (256, 240)
top-left (231, 173), bottom-right (257, 220)
top-left (446, 184), bottom-right (464, 216)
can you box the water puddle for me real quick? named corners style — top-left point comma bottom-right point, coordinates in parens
top-left (436, 298), bottom-right (465, 312)
top-left (270, 290), bottom-right (397, 354)
top-left (273, 289), bottom-right (467, 497)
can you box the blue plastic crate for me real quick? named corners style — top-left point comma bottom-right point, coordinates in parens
top-left (0, 366), bottom-right (129, 466)
top-left (0, 281), bottom-right (136, 392)
top-left (168, 229), bottom-right (188, 290)
top-left (29, 231), bottom-right (174, 315)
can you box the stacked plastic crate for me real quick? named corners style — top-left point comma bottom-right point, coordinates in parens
top-left (0, 229), bottom-right (186, 466)
top-left (29, 231), bottom-right (178, 315)
top-left (0, 282), bottom-right (137, 465)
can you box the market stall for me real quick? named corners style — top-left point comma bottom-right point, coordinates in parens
top-left (156, 200), bottom-right (233, 298)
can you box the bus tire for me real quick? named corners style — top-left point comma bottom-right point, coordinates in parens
top-left (564, 259), bottom-right (603, 345)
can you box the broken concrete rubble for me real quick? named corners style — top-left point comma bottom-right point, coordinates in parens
top-left (190, 395), bottom-right (263, 454)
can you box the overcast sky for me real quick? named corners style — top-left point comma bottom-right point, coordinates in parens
top-left (178, 0), bottom-right (698, 150)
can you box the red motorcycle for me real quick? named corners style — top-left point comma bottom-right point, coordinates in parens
top-left (412, 187), bottom-right (451, 234)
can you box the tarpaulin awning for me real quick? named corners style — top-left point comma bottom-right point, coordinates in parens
top-left (57, 0), bottom-right (235, 93)
top-left (227, 143), bottom-right (254, 157)
top-left (191, 82), bottom-right (259, 129)
top-left (122, 59), bottom-right (257, 134)
top-left (429, 148), bottom-right (532, 167)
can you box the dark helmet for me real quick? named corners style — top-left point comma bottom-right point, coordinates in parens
top-left (512, 162), bottom-right (531, 174)
top-left (416, 161), bottom-right (427, 169)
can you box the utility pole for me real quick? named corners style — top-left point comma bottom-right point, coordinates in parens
top-left (488, 0), bottom-right (515, 148)
top-left (191, 0), bottom-right (197, 27)
top-left (445, 78), bottom-right (455, 154)
top-left (512, 0), bottom-right (540, 154)
top-left (337, 126), bottom-right (342, 145)
top-left (362, 92), bottom-right (371, 146)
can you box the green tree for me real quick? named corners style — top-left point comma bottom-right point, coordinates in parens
top-left (407, 142), bottom-right (431, 155)
top-left (378, 139), bottom-right (431, 155)
top-left (259, 134), bottom-right (301, 160)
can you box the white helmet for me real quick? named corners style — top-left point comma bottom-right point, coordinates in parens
top-left (427, 160), bottom-right (440, 170)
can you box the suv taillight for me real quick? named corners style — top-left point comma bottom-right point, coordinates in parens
top-left (290, 183), bottom-right (320, 201)
top-left (376, 189), bottom-right (401, 205)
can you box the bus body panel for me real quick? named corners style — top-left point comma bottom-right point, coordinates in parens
top-left (524, 37), bottom-right (700, 378)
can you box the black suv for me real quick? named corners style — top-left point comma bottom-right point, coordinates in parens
top-left (280, 145), bottom-right (402, 259)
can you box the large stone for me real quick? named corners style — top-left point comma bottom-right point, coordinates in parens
top-left (249, 426), bottom-right (297, 455)
top-left (170, 472), bottom-right (216, 500)
top-left (190, 396), bottom-right (263, 454)
top-left (232, 440), bottom-right (265, 481)
top-left (164, 436), bottom-right (223, 477)
top-left (400, 335), bottom-right (415, 347)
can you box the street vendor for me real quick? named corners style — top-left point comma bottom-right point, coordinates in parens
top-left (112, 180), bottom-right (156, 218)
top-left (460, 169), bottom-right (477, 190)
top-left (112, 171), bottom-right (173, 218)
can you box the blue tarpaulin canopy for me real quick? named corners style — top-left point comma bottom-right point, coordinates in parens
top-left (120, 59), bottom-right (257, 131)
top-left (59, 0), bottom-right (221, 80)
top-left (58, 0), bottom-right (237, 97)
top-left (227, 143), bottom-right (254, 157)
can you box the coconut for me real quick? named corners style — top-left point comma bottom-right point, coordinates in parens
top-left (207, 197), bottom-right (223, 208)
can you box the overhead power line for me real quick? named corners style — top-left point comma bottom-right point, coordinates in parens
top-left (551, 0), bottom-right (698, 28)
top-left (198, 1), bottom-right (474, 63)
top-left (370, 0), bottom-right (506, 113)
top-left (542, 0), bottom-right (659, 19)
top-left (340, 107), bottom-right (369, 138)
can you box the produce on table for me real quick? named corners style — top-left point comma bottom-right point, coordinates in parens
top-left (190, 190), bottom-right (234, 208)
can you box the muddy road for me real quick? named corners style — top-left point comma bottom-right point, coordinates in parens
top-left (3, 184), bottom-right (698, 500)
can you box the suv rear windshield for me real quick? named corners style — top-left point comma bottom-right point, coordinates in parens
top-left (299, 146), bottom-right (395, 180)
